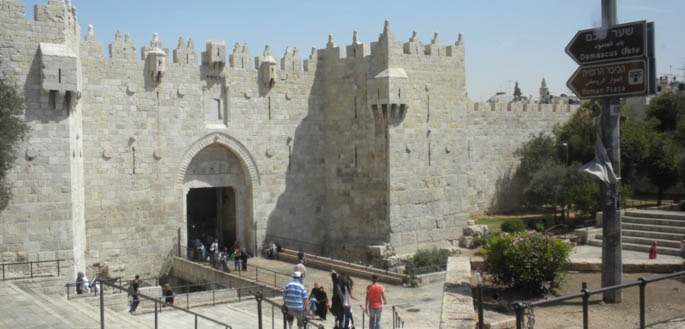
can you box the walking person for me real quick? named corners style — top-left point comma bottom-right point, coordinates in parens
top-left (310, 282), bottom-right (328, 320)
top-left (283, 271), bottom-right (308, 329)
top-left (365, 275), bottom-right (387, 329)
top-left (649, 241), bottom-right (658, 259)
top-left (209, 239), bottom-right (219, 266)
top-left (129, 275), bottom-right (141, 314)
top-left (331, 270), bottom-right (357, 329)
top-left (233, 248), bottom-right (241, 271)
top-left (240, 247), bottom-right (248, 271)
top-left (295, 259), bottom-right (307, 281)
top-left (163, 283), bottom-right (176, 307)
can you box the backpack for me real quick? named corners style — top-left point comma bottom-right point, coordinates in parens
top-left (127, 280), bottom-right (135, 296)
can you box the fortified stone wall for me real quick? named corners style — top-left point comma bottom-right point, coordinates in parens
top-left (465, 102), bottom-right (577, 215)
top-left (0, 0), bottom-right (579, 278)
top-left (0, 0), bottom-right (85, 277)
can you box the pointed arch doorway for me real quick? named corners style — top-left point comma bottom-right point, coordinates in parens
top-left (179, 133), bottom-right (259, 255)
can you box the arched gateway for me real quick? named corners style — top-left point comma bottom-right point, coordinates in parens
top-left (178, 133), bottom-right (260, 255)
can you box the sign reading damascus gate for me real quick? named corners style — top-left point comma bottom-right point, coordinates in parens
top-left (565, 21), bottom-right (647, 65)
top-left (566, 20), bottom-right (654, 99)
top-left (567, 60), bottom-right (647, 98)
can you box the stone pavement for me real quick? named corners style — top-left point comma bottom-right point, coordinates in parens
top-left (570, 245), bottom-right (682, 260)
top-left (135, 257), bottom-right (445, 328)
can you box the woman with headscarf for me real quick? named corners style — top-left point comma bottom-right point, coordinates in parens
top-left (309, 282), bottom-right (329, 320)
top-left (331, 270), bottom-right (357, 328)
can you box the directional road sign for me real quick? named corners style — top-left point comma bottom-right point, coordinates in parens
top-left (567, 59), bottom-right (648, 99)
top-left (565, 21), bottom-right (647, 65)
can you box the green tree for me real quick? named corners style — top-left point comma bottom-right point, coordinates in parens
top-left (641, 93), bottom-right (685, 204)
top-left (0, 78), bottom-right (30, 211)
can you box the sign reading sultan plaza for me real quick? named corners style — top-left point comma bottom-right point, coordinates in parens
top-left (567, 59), bottom-right (647, 99)
top-left (565, 21), bottom-right (647, 65)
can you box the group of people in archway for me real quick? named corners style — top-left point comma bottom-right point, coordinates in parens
top-left (190, 237), bottom-right (250, 272)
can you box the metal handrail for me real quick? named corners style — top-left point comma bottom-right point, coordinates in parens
top-left (96, 278), bottom-right (232, 329)
top-left (250, 290), bottom-right (325, 329)
top-left (177, 252), bottom-right (292, 289)
top-left (512, 270), bottom-right (685, 329)
top-left (1, 259), bottom-right (64, 280)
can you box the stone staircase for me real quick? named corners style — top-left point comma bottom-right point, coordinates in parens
top-left (589, 209), bottom-right (685, 256)
top-left (4, 278), bottom-right (151, 329)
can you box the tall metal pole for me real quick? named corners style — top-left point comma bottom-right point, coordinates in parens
top-left (600, 0), bottom-right (622, 303)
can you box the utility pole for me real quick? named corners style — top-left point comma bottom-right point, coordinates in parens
top-left (600, 0), bottom-right (622, 303)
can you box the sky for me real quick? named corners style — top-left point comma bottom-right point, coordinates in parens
top-left (22, 0), bottom-right (685, 101)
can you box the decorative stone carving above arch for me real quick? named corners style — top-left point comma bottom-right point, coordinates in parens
top-left (177, 132), bottom-right (260, 186)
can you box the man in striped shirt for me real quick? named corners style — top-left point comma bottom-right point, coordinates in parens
top-left (283, 271), bottom-right (308, 329)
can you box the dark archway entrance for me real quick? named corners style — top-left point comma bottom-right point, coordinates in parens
top-left (186, 187), bottom-right (237, 250)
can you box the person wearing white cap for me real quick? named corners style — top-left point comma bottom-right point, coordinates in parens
top-left (283, 271), bottom-right (308, 329)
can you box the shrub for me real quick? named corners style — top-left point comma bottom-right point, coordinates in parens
top-left (405, 248), bottom-right (452, 276)
top-left (480, 231), bottom-right (571, 294)
top-left (500, 219), bottom-right (526, 233)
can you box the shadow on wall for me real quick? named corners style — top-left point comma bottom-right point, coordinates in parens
top-left (264, 67), bottom-right (328, 256)
top-left (490, 164), bottom-right (527, 214)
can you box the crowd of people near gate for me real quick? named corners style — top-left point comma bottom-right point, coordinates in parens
top-left (283, 251), bottom-right (388, 329)
top-left (188, 236), bottom-right (253, 272)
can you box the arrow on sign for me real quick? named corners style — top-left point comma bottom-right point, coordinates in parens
top-left (565, 21), bottom-right (646, 65)
top-left (567, 59), bottom-right (648, 99)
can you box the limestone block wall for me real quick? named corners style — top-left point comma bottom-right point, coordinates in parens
top-left (0, 0), bottom-right (85, 278)
top-left (384, 34), bottom-right (470, 255)
top-left (75, 32), bottom-right (326, 276)
top-left (317, 37), bottom-right (390, 258)
top-left (465, 102), bottom-right (578, 215)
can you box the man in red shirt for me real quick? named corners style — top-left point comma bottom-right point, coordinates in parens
top-left (365, 274), bottom-right (387, 329)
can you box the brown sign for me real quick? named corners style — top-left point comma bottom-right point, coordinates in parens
top-left (565, 21), bottom-right (646, 65)
top-left (566, 59), bottom-right (648, 99)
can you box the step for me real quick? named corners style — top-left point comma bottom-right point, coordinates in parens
top-left (622, 223), bottom-right (685, 235)
top-left (593, 234), bottom-right (681, 249)
top-left (622, 216), bottom-right (685, 227)
top-left (623, 229), bottom-right (684, 242)
top-left (588, 239), bottom-right (682, 257)
top-left (621, 236), bottom-right (681, 249)
top-left (624, 210), bottom-right (685, 221)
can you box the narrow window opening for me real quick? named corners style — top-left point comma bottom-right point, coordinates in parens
top-left (132, 147), bottom-right (136, 174)
top-left (354, 96), bottom-right (358, 119)
top-left (241, 58), bottom-right (244, 68)
top-left (377, 88), bottom-right (380, 99)
top-left (428, 142), bottom-right (432, 166)
top-left (48, 90), bottom-right (57, 110)
top-left (268, 96), bottom-right (271, 120)
top-left (186, 54), bottom-right (189, 64)
top-left (158, 60), bottom-right (162, 66)
top-left (354, 145), bottom-right (358, 168)
top-left (427, 94), bottom-right (430, 122)
top-left (214, 98), bottom-right (222, 120)
top-left (353, 48), bottom-right (356, 57)
top-left (398, 88), bottom-right (401, 98)
top-left (217, 48), bottom-right (220, 56)
top-left (58, 68), bottom-right (62, 83)
top-left (64, 91), bottom-right (72, 111)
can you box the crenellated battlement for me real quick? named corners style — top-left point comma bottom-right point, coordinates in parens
top-left (469, 101), bottom-right (580, 114)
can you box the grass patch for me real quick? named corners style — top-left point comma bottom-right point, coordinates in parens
top-left (475, 216), bottom-right (546, 233)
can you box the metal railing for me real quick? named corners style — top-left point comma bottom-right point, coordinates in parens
top-left (179, 247), bottom-right (292, 289)
top-left (510, 271), bottom-right (685, 329)
top-left (250, 290), bottom-right (324, 329)
top-left (65, 276), bottom-right (158, 300)
top-left (1, 259), bottom-right (63, 280)
top-left (391, 305), bottom-right (405, 328)
top-left (96, 278), bottom-right (233, 329)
